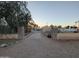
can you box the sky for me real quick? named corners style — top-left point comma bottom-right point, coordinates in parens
top-left (27, 1), bottom-right (79, 27)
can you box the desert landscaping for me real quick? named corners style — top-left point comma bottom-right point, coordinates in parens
top-left (57, 33), bottom-right (79, 40)
top-left (1, 1), bottom-right (79, 58)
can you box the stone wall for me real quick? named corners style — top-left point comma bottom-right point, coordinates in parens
top-left (0, 34), bottom-right (18, 39)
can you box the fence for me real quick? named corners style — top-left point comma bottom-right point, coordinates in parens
top-left (0, 25), bottom-right (17, 34)
top-left (0, 25), bottom-right (18, 39)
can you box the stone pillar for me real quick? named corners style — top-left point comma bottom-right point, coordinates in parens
top-left (17, 26), bottom-right (24, 40)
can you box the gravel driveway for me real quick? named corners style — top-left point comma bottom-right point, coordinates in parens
top-left (0, 31), bottom-right (79, 58)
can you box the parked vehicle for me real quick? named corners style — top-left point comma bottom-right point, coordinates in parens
top-left (59, 28), bottom-right (78, 33)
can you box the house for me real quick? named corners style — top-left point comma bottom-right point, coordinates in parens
top-left (58, 28), bottom-right (78, 33)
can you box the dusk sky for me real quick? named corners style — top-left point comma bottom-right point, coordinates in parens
top-left (27, 1), bottom-right (79, 27)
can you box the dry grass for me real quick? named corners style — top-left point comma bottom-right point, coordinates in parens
top-left (57, 33), bottom-right (79, 40)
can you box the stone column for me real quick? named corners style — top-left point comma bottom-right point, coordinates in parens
top-left (17, 26), bottom-right (24, 40)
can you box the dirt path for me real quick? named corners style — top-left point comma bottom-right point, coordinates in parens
top-left (0, 31), bottom-right (79, 58)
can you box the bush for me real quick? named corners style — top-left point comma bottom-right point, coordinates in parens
top-left (47, 34), bottom-right (51, 38)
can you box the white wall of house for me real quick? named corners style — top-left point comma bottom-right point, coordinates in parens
top-left (42, 26), bottom-right (51, 32)
top-left (59, 28), bottom-right (77, 33)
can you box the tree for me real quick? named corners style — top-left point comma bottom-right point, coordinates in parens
top-left (75, 21), bottom-right (79, 27)
top-left (71, 26), bottom-right (77, 29)
top-left (58, 25), bottom-right (62, 28)
top-left (27, 20), bottom-right (38, 31)
top-left (65, 26), bottom-right (70, 29)
top-left (50, 24), bottom-right (54, 29)
top-left (0, 1), bottom-right (31, 28)
top-left (0, 1), bottom-right (31, 39)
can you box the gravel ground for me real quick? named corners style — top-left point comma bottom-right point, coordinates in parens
top-left (57, 33), bottom-right (79, 40)
top-left (0, 31), bottom-right (79, 58)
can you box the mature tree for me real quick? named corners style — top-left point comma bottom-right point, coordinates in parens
top-left (65, 25), bottom-right (70, 29)
top-left (75, 21), bottom-right (79, 27)
top-left (50, 24), bottom-right (54, 29)
top-left (0, 1), bottom-right (32, 39)
top-left (58, 25), bottom-right (62, 28)
top-left (27, 20), bottom-right (38, 31)
top-left (71, 26), bottom-right (77, 29)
